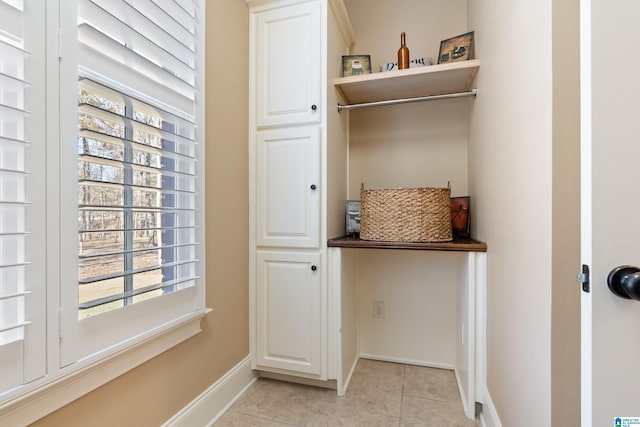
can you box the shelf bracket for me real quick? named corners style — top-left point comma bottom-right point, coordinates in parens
top-left (337, 88), bottom-right (478, 112)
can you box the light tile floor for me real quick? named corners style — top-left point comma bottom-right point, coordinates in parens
top-left (214, 359), bottom-right (480, 426)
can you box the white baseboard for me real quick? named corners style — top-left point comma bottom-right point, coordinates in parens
top-left (359, 353), bottom-right (454, 370)
top-left (479, 386), bottom-right (503, 427)
top-left (163, 356), bottom-right (258, 427)
top-left (454, 367), bottom-right (475, 420)
top-left (339, 355), bottom-right (359, 396)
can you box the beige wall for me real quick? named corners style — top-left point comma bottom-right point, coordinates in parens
top-left (468, 0), bottom-right (580, 425)
top-left (347, 0), bottom-right (581, 424)
top-left (467, 0), bottom-right (554, 423)
top-left (344, 0), bottom-right (469, 199)
top-left (342, 0), bottom-right (471, 372)
top-left (31, 1), bottom-right (250, 426)
top-left (551, 0), bottom-right (581, 424)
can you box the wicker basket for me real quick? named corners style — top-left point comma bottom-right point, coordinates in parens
top-left (360, 186), bottom-right (452, 243)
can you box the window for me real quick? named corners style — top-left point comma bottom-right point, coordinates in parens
top-left (60, 0), bottom-right (205, 363)
top-left (0, 0), bottom-right (205, 422)
top-left (76, 81), bottom-right (198, 319)
top-left (76, 0), bottom-right (199, 319)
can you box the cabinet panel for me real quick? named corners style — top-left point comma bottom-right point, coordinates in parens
top-left (256, 1), bottom-right (321, 127)
top-left (256, 251), bottom-right (322, 375)
top-left (257, 126), bottom-right (320, 248)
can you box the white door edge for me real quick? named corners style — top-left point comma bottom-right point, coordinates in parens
top-left (579, 0), bottom-right (593, 424)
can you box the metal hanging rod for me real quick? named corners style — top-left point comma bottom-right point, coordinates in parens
top-left (337, 88), bottom-right (478, 112)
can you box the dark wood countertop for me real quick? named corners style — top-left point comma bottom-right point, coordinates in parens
top-left (327, 235), bottom-right (487, 252)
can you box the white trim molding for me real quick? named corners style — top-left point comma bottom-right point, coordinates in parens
top-left (328, 0), bottom-right (355, 48)
top-left (163, 356), bottom-right (258, 427)
top-left (0, 310), bottom-right (209, 427)
top-left (480, 386), bottom-right (503, 427)
top-left (358, 353), bottom-right (454, 371)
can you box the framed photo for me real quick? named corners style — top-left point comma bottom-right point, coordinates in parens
top-left (345, 200), bottom-right (361, 235)
top-left (342, 55), bottom-right (372, 77)
top-left (450, 196), bottom-right (470, 238)
top-left (438, 31), bottom-right (474, 64)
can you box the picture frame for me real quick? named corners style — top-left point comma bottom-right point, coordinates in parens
top-left (342, 55), bottom-right (372, 77)
top-left (345, 200), bottom-right (361, 235)
top-left (438, 31), bottom-right (474, 64)
top-left (450, 196), bottom-right (471, 238)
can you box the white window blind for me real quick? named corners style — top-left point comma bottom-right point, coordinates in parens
top-left (0, 0), bottom-right (46, 394)
top-left (76, 0), bottom-right (199, 318)
top-left (0, 0), bottom-right (205, 417)
top-left (0, 0), bottom-right (29, 346)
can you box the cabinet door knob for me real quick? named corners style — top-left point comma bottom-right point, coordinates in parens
top-left (310, 184), bottom-right (317, 190)
top-left (311, 265), bottom-right (317, 271)
top-left (311, 104), bottom-right (317, 111)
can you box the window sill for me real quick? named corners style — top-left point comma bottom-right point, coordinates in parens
top-left (0, 308), bottom-right (211, 426)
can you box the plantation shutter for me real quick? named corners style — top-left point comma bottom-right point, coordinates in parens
top-left (75, 0), bottom-right (200, 318)
top-left (0, 0), bottom-right (46, 394)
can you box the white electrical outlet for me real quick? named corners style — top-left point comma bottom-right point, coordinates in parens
top-left (373, 301), bottom-right (385, 319)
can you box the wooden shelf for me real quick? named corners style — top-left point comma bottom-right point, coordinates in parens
top-left (333, 59), bottom-right (479, 106)
top-left (328, 235), bottom-right (487, 252)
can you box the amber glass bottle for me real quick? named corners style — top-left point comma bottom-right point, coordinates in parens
top-left (398, 32), bottom-right (410, 70)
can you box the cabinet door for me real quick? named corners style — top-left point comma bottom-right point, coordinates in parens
top-left (257, 126), bottom-right (320, 248)
top-left (256, 251), bottom-right (322, 376)
top-left (255, 1), bottom-right (321, 127)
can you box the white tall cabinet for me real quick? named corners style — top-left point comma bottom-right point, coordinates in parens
top-left (247, 0), bottom-right (353, 381)
top-left (248, 2), bottom-right (485, 419)
top-left (256, 127), bottom-right (320, 248)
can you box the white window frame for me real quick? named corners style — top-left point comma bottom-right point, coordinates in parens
top-left (0, 1), bottom-right (208, 424)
